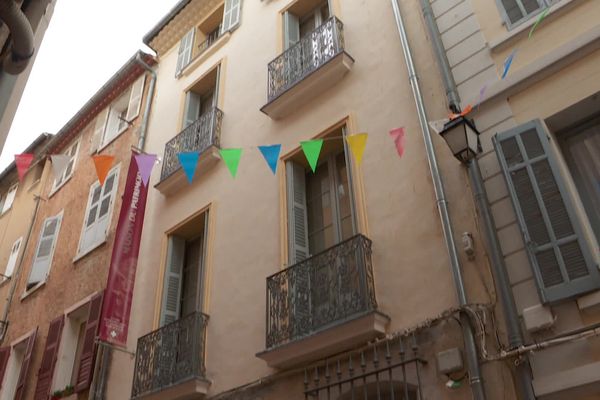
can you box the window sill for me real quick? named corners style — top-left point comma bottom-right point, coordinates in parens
top-left (73, 239), bottom-right (107, 263)
top-left (49, 175), bottom-right (73, 198)
top-left (489, 0), bottom-right (582, 53)
top-left (21, 280), bottom-right (46, 301)
top-left (178, 31), bottom-right (231, 79)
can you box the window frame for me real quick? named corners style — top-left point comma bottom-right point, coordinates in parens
top-left (496, 0), bottom-right (556, 30)
top-left (0, 184), bottom-right (18, 215)
top-left (25, 211), bottom-right (64, 294)
top-left (50, 139), bottom-right (81, 196)
top-left (75, 164), bottom-right (121, 259)
top-left (3, 236), bottom-right (23, 281)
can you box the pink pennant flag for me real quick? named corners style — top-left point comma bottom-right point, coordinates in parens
top-left (134, 153), bottom-right (157, 187)
top-left (389, 127), bottom-right (406, 158)
top-left (15, 154), bottom-right (34, 181)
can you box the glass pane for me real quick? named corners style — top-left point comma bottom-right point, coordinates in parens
top-left (37, 237), bottom-right (53, 258)
top-left (64, 160), bottom-right (74, 179)
top-left (181, 238), bottom-right (202, 316)
top-left (43, 219), bottom-right (58, 237)
top-left (335, 153), bottom-right (352, 233)
top-left (501, 0), bottom-right (525, 24)
top-left (98, 198), bottom-right (110, 218)
top-left (522, 0), bottom-right (541, 13)
top-left (87, 206), bottom-right (98, 227)
top-left (91, 186), bottom-right (102, 204)
top-left (104, 174), bottom-right (115, 194)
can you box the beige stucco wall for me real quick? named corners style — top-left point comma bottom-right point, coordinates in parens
top-left (117, 0), bottom-right (515, 399)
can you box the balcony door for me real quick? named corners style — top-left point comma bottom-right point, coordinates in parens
top-left (183, 65), bottom-right (220, 128)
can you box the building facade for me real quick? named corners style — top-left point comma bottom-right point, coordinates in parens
top-left (0, 52), bottom-right (154, 400)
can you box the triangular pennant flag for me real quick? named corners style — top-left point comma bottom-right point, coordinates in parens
top-left (389, 127), bottom-right (406, 158)
top-left (177, 152), bottom-right (199, 183)
top-left (346, 133), bottom-right (368, 165)
top-left (258, 144), bottom-right (281, 174)
top-left (501, 49), bottom-right (517, 79)
top-left (50, 154), bottom-right (70, 180)
top-left (477, 84), bottom-right (489, 110)
top-left (134, 153), bottom-right (157, 187)
top-left (219, 148), bottom-right (243, 178)
top-left (529, 7), bottom-right (549, 39)
top-left (300, 139), bottom-right (324, 173)
top-left (92, 155), bottom-right (115, 186)
top-left (14, 154), bottom-right (34, 181)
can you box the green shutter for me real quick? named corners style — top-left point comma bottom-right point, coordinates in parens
top-left (286, 161), bottom-right (309, 265)
top-left (161, 236), bottom-right (185, 326)
top-left (494, 120), bottom-right (600, 303)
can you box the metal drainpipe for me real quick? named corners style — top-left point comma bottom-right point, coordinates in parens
top-left (389, 1), bottom-right (487, 399)
top-left (0, 0), bottom-right (35, 75)
top-left (419, 0), bottom-right (461, 114)
top-left (134, 53), bottom-right (157, 152)
top-left (469, 160), bottom-right (537, 399)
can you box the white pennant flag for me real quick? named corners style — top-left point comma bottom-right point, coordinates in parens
top-left (51, 154), bottom-right (70, 179)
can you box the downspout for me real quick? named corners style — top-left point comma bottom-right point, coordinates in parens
top-left (418, 0), bottom-right (461, 114)
top-left (389, 1), bottom-right (487, 399)
top-left (134, 53), bottom-right (157, 152)
top-left (0, 0), bottom-right (35, 75)
top-left (416, 0), bottom-right (536, 398)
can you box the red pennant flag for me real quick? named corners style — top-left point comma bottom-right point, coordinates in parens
top-left (92, 155), bottom-right (115, 186)
top-left (389, 127), bottom-right (406, 158)
top-left (15, 154), bottom-right (34, 181)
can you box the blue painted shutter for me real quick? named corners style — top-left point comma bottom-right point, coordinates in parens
top-left (494, 120), bottom-right (600, 303)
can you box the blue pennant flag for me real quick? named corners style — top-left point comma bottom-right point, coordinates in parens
top-left (501, 49), bottom-right (517, 80)
top-left (258, 144), bottom-right (282, 175)
top-left (177, 152), bottom-right (199, 183)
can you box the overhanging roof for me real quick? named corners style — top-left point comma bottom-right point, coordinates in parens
top-left (143, 0), bottom-right (192, 48)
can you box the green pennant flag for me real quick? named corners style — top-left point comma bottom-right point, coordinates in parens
top-left (300, 139), bottom-right (323, 173)
top-left (219, 148), bottom-right (243, 178)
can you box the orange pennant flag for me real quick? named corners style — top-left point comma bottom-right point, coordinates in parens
top-left (92, 155), bottom-right (115, 186)
top-left (449, 104), bottom-right (473, 120)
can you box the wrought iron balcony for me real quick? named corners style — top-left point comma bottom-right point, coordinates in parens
top-left (267, 16), bottom-right (346, 102)
top-left (160, 107), bottom-right (223, 181)
top-left (131, 312), bottom-right (209, 399)
top-left (266, 234), bottom-right (377, 349)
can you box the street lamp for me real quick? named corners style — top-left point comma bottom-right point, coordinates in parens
top-left (439, 116), bottom-right (481, 163)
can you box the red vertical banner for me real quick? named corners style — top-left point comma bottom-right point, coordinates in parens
top-left (99, 152), bottom-right (149, 346)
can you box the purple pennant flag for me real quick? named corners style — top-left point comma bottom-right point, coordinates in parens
top-left (134, 153), bottom-right (157, 187)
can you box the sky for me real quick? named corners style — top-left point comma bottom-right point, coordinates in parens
top-left (0, 0), bottom-right (181, 170)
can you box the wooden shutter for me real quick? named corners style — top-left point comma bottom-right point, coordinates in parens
top-left (5, 236), bottom-right (23, 278)
top-left (90, 110), bottom-right (108, 154)
top-left (74, 291), bottom-right (103, 392)
top-left (286, 161), bottom-right (309, 265)
top-left (221, 0), bottom-right (242, 33)
top-left (125, 75), bottom-right (145, 122)
top-left (14, 328), bottom-right (37, 400)
top-left (33, 316), bottom-right (64, 400)
top-left (0, 346), bottom-right (10, 390)
top-left (494, 120), bottom-right (600, 303)
top-left (29, 214), bottom-right (63, 287)
top-left (283, 11), bottom-right (300, 49)
top-left (1, 184), bottom-right (18, 214)
top-left (176, 28), bottom-right (195, 75)
top-left (160, 236), bottom-right (185, 326)
top-left (183, 91), bottom-right (201, 128)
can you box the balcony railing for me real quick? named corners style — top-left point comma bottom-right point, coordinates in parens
top-left (197, 25), bottom-right (222, 55)
top-left (267, 16), bottom-right (345, 101)
top-left (266, 234), bottom-right (377, 349)
top-left (131, 312), bottom-right (209, 399)
top-left (160, 107), bottom-right (223, 181)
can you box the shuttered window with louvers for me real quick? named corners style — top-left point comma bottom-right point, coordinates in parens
top-left (74, 292), bottom-right (103, 392)
top-left (14, 328), bottom-right (37, 400)
top-left (160, 236), bottom-right (185, 326)
top-left (0, 347), bottom-right (10, 391)
top-left (33, 316), bottom-right (64, 400)
top-left (494, 120), bottom-right (600, 303)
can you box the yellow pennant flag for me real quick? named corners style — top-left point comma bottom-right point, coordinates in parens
top-left (346, 133), bottom-right (368, 165)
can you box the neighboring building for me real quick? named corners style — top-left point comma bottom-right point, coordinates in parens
top-left (0, 0), bottom-right (56, 153)
top-left (423, 0), bottom-right (600, 398)
top-left (108, 0), bottom-right (516, 399)
top-left (0, 51), bottom-right (154, 400)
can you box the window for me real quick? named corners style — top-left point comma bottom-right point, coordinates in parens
top-left (497, 0), bottom-right (557, 28)
top-left (51, 140), bottom-right (80, 193)
top-left (27, 212), bottom-right (63, 291)
top-left (89, 76), bottom-right (145, 153)
top-left (3, 237), bottom-right (22, 280)
top-left (0, 329), bottom-right (37, 400)
top-left (494, 120), bottom-right (600, 303)
top-left (77, 166), bottom-right (120, 256)
top-left (283, 0), bottom-right (330, 49)
top-left (182, 66), bottom-right (220, 129)
top-left (1, 184), bottom-right (18, 214)
top-left (197, 4), bottom-right (225, 54)
top-left (160, 211), bottom-right (208, 326)
top-left (33, 316), bottom-right (64, 399)
top-left (286, 128), bottom-right (355, 264)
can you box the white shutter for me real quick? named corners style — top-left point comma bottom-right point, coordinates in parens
top-left (80, 183), bottom-right (102, 253)
top-left (286, 161), bottom-right (309, 265)
top-left (90, 110), bottom-right (108, 154)
top-left (94, 169), bottom-right (118, 243)
top-left (160, 236), bottom-right (185, 326)
top-left (183, 91), bottom-right (201, 128)
top-left (221, 0), bottom-right (242, 33)
top-left (125, 75), bottom-right (145, 122)
top-left (283, 11), bottom-right (300, 49)
top-left (29, 213), bottom-right (63, 287)
top-left (176, 29), bottom-right (195, 75)
top-left (4, 236), bottom-right (23, 278)
top-left (1, 185), bottom-right (18, 214)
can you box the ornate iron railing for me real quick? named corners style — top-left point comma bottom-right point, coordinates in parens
top-left (131, 312), bottom-right (209, 399)
top-left (160, 107), bottom-right (223, 181)
top-left (267, 17), bottom-right (345, 101)
top-left (266, 234), bottom-right (377, 349)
